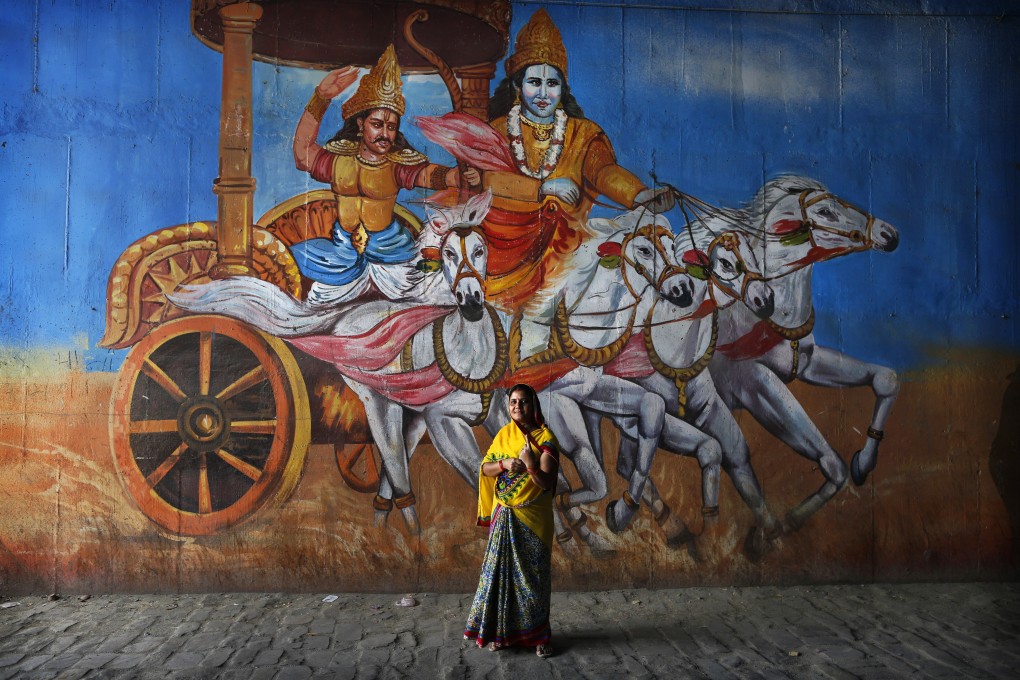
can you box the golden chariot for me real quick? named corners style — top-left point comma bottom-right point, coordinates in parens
top-left (99, 0), bottom-right (511, 536)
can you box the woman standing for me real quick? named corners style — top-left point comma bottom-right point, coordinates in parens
top-left (464, 384), bottom-right (560, 658)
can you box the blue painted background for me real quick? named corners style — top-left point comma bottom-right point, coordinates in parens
top-left (0, 0), bottom-right (1017, 372)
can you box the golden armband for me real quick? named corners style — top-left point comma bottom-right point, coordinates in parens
top-left (429, 165), bottom-right (454, 190)
top-left (305, 89), bottom-right (331, 122)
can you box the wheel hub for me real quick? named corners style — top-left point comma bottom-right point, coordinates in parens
top-left (178, 397), bottom-right (230, 452)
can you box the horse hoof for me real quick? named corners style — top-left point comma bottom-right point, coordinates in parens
top-left (743, 526), bottom-right (775, 564)
top-left (605, 500), bottom-right (621, 534)
top-left (665, 526), bottom-right (696, 548)
top-left (850, 450), bottom-right (868, 486)
top-left (783, 511), bottom-right (804, 535)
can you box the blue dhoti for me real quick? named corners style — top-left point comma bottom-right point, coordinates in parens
top-left (289, 220), bottom-right (418, 286)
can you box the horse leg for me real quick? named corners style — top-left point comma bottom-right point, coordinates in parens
top-left (696, 391), bottom-right (782, 561)
top-left (422, 408), bottom-right (482, 489)
top-left (374, 476), bottom-right (393, 527)
top-left (581, 406), bottom-right (606, 467)
top-left (613, 428), bottom-right (695, 547)
top-left (652, 413), bottom-right (723, 556)
top-left (614, 409), bottom-right (697, 549)
top-left (584, 378), bottom-right (665, 534)
top-left (732, 360), bottom-right (848, 533)
top-left (544, 399), bottom-right (614, 557)
top-left (640, 474), bottom-right (698, 549)
top-left (551, 502), bottom-right (581, 558)
top-left (482, 388), bottom-right (508, 437)
top-left (546, 396), bottom-right (608, 507)
top-left (799, 345), bottom-right (899, 486)
top-left (348, 383), bottom-right (420, 535)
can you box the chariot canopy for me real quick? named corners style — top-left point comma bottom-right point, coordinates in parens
top-left (191, 0), bottom-right (511, 118)
top-left (191, 0), bottom-right (510, 73)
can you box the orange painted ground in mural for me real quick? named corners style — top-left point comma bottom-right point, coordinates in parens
top-left (0, 352), bottom-right (1016, 595)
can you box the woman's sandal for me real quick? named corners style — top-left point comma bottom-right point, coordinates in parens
top-left (535, 644), bottom-right (553, 658)
top-left (486, 641), bottom-right (504, 652)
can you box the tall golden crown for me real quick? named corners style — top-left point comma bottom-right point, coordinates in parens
top-left (505, 9), bottom-right (567, 78)
top-left (341, 44), bottom-right (406, 120)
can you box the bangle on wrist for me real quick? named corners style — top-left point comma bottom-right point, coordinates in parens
top-left (305, 89), bottom-right (330, 122)
top-left (498, 460), bottom-right (505, 472)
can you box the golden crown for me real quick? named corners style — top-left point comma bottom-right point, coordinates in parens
top-left (505, 9), bottom-right (567, 78)
top-left (341, 44), bottom-right (406, 120)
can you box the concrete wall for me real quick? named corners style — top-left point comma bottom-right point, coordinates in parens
top-left (0, 0), bottom-right (1017, 595)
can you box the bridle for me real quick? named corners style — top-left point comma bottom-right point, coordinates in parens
top-left (443, 225), bottom-right (487, 295)
top-left (706, 232), bottom-right (765, 306)
top-left (619, 224), bottom-right (687, 301)
top-left (790, 189), bottom-right (876, 252)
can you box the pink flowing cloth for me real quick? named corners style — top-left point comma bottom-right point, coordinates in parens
top-left (288, 306), bottom-right (459, 407)
top-left (415, 112), bottom-right (517, 172)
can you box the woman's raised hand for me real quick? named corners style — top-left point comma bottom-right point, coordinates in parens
top-left (316, 66), bottom-right (359, 99)
top-left (518, 443), bottom-right (536, 470)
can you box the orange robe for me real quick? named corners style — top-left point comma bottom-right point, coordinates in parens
top-left (481, 116), bottom-right (647, 313)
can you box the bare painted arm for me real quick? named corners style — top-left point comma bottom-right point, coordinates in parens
top-left (293, 67), bottom-right (359, 172)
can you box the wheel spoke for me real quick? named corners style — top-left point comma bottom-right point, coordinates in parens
top-left (231, 420), bottom-right (277, 435)
top-left (130, 419), bottom-right (179, 434)
top-left (199, 332), bottom-right (212, 396)
top-left (216, 448), bottom-right (263, 482)
top-left (146, 442), bottom-right (187, 487)
top-left (215, 366), bottom-right (267, 402)
top-left (198, 454), bottom-right (212, 514)
top-left (141, 359), bottom-right (187, 402)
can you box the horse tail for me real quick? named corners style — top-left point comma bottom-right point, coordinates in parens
top-left (167, 278), bottom-right (345, 336)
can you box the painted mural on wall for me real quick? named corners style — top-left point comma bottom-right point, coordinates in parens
top-left (1, 0), bottom-right (1017, 593)
top-left (104, 5), bottom-right (900, 559)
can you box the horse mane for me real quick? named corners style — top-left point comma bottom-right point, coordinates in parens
top-left (529, 206), bottom-right (670, 314)
top-left (679, 174), bottom-right (828, 254)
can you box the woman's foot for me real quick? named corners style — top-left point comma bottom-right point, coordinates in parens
top-left (536, 643), bottom-right (553, 658)
top-left (486, 641), bottom-right (504, 652)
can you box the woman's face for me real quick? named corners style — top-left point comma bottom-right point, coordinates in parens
top-left (520, 64), bottom-right (563, 121)
top-left (508, 389), bottom-right (536, 425)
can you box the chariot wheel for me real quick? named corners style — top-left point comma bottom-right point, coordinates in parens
top-left (111, 314), bottom-right (310, 535)
top-left (335, 443), bottom-right (381, 494)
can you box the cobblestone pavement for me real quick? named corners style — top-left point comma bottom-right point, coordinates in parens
top-left (1, 583), bottom-right (1018, 679)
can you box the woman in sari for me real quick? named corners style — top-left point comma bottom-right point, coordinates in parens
top-left (464, 384), bottom-right (560, 658)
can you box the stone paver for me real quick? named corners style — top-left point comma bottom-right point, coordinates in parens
top-left (0, 584), bottom-right (1017, 678)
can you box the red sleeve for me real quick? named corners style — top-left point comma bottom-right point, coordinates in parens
top-left (394, 162), bottom-right (426, 190)
top-left (310, 149), bottom-right (335, 184)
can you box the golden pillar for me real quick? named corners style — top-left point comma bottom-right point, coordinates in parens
top-left (456, 63), bottom-right (496, 120)
top-left (211, 2), bottom-right (262, 278)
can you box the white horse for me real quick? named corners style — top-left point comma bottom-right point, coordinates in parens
top-left (518, 208), bottom-right (723, 548)
top-left (170, 191), bottom-right (505, 534)
top-left (690, 175), bottom-right (900, 533)
top-left (597, 226), bottom-right (780, 558)
top-left (331, 191), bottom-right (512, 533)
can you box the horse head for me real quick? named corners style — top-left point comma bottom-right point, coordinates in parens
top-left (424, 191), bottom-right (492, 322)
top-left (758, 177), bottom-right (900, 270)
top-left (677, 229), bottom-right (775, 320)
top-left (615, 218), bottom-right (697, 312)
